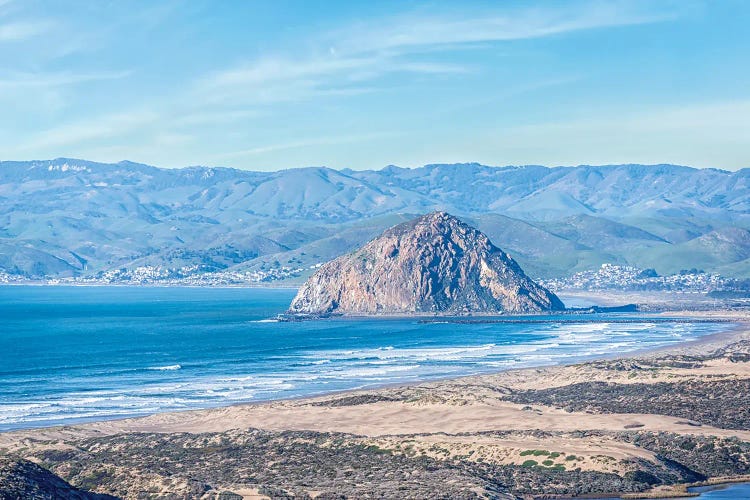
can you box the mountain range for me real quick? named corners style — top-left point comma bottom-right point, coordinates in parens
top-left (0, 158), bottom-right (748, 280)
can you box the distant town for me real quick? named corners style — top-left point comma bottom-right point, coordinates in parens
top-left (1, 262), bottom-right (748, 296)
top-left (0, 263), bottom-right (323, 287)
top-left (540, 263), bottom-right (730, 293)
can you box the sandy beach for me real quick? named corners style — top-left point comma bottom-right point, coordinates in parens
top-left (2, 311), bottom-right (750, 499)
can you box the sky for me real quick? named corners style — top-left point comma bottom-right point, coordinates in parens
top-left (0, 0), bottom-right (748, 171)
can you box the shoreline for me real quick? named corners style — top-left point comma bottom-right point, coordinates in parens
top-left (0, 313), bottom-right (744, 436)
top-left (1, 312), bottom-right (746, 437)
top-left (2, 310), bottom-right (749, 499)
top-left (620, 475), bottom-right (750, 499)
top-left (618, 315), bottom-right (750, 359)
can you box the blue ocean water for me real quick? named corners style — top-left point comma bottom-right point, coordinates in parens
top-left (687, 483), bottom-right (750, 499)
top-left (0, 286), bottom-right (734, 431)
top-left (600, 482), bottom-right (750, 500)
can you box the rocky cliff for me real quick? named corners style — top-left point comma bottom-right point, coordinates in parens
top-left (287, 212), bottom-right (564, 316)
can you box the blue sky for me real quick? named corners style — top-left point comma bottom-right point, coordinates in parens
top-left (0, 0), bottom-right (748, 170)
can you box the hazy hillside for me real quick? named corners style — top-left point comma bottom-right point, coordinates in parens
top-left (0, 158), bottom-right (748, 280)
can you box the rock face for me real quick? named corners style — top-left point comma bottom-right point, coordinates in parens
top-left (288, 212), bottom-right (564, 316)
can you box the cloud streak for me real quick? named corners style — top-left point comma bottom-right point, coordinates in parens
top-left (0, 20), bottom-right (51, 41)
top-left (197, 53), bottom-right (465, 107)
top-left (216, 132), bottom-right (397, 159)
top-left (332, 2), bottom-right (674, 55)
top-left (199, 1), bottom-right (674, 107)
top-left (21, 110), bottom-right (159, 151)
top-left (0, 70), bottom-right (132, 88)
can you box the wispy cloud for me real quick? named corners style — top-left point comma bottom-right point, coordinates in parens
top-left (198, 52), bottom-right (459, 106)
top-left (199, 1), bottom-right (674, 107)
top-left (204, 54), bottom-right (375, 90)
top-left (0, 20), bottom-right (51, 41)
top-left (206, 55), bottom-right (466, 90)
top-left (22, 110), bottom-right (159, 151)
top-left (0, 70), bottom-right (131, 88)
top-left (217, 132), bottom-right (397, 159)
top-left (331, 2), bottom-right (674, 55)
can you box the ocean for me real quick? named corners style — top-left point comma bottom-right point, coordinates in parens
top-left (0, 286), bottom-right (734, 431)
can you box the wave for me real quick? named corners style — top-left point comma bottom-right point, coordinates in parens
top-left (148, 364), bottom-right (182, 371)
top-left (305, 342), bottom-right (562, 364)
top-left (2, 318), bottom-right (734, 431)
top-left (326, 364), bottom-right (421, 379)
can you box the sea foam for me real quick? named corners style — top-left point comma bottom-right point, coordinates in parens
top-left (149, 364), bottom-right (182, 371)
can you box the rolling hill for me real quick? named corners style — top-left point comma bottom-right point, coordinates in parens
top-left (0, 158), bottom-right (748, 280)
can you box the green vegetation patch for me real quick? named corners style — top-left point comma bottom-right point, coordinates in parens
top-left (519, 449), bottom-right (551, 456)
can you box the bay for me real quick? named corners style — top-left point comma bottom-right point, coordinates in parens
top-left (0, 286), bottom-right (733, 430)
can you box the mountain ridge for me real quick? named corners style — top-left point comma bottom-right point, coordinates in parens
top-left (0, 158), bottom-right (748, 280)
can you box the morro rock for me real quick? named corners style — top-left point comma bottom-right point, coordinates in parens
top-left (287, 212), bottom-right (564, 316)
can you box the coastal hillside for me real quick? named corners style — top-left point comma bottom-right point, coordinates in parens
top-left (288, 212), bottom-right (564, 316)
top-left (0, 159), bottom-right (748, 280)
top-left (0, 457), bottom-right (113, 499)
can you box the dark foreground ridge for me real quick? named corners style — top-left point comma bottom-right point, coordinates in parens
top-left (0, 457), bottom-right (115, 500)
top-left (288, 211), bottom-right (564, 316)
top-left (4, 428), bottom-right (749, 499)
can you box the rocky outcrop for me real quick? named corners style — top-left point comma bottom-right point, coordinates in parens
top-left (288, 211), bottom-right (564, 316)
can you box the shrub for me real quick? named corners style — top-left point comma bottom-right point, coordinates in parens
top-left (520, 449), bottom-right (550, 456)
